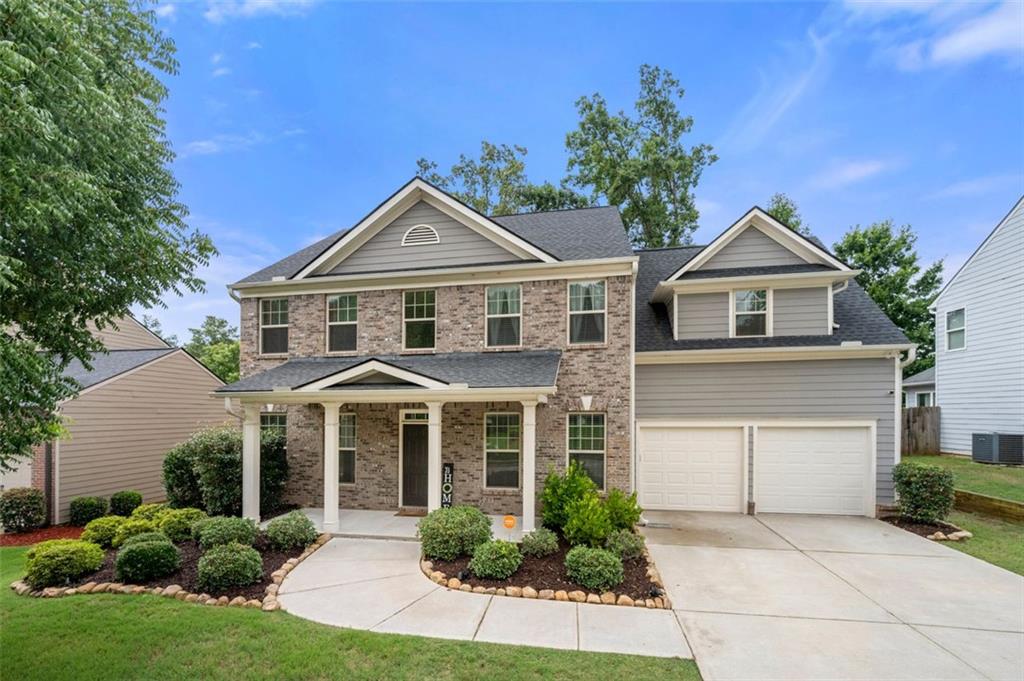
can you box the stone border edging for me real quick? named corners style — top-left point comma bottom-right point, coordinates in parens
top-left (9, 532), bottom-right (332, 612)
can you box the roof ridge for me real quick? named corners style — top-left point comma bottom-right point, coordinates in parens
top-left (489, 205), bottom-right (613, 219)
top-left (634, 244), bottom-right (706, 253)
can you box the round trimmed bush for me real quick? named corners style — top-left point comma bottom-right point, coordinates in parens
top-left (197, 541), bottom-right (263, 592)
top-left (25, 539), bottom-right (104, 589)
top-left (604, 488), bottom-right (642, 530)
top-left (197, 516), bottom-right (258, 550)
top-left (111, 518), bottom-right (157, 548)
top-left (121, 531), bottom-right (171, 548)
top-left (0, 487), bottom-right (46, 533)
top-left (109, 490), bottom-right (143, 517)
top-left (894, 462), bottom-right (955, 523)
top-left (131, 502), bottom-right (169, 522)
top-left (605, 528), bottom-right (645, 560)
top-left (540, 460), bottom-right (597, 531)
top-left (81, 515), bottom-right (126, 549)
top-left (265, 511), bottom-right (318, 550)
top-left (69, 496), bottom-right (108, 526)
top-left (469, 540), bottom-right (522, 579)
top-left (565, 546), bottom-right (624, 592)
top-left (115, 539), bottom-right (181, 582)
top-left (417, 505), bottom-right (493, 561)
top-left (563, 490), bottom-right (612, 547)
top-left (520, 527), bottom-right (559, 558)
top-left (158, 508), bottom-right (207, 543)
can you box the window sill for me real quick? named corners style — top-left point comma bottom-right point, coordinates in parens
top-left (482, 487), bottom-right (522, 494)
top-left (483, 345), bottom-right (523, 352)
top-left (567, 342), bottom-right (607, 350)
top-left (400, 348), bottom-right (436, 355)
top-left (257, 353), bottom-right (289, 359)
top-left (326, 351), bottom-right (359, 357)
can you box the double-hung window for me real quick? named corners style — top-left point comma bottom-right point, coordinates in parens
top-left (946, 308), bottom-right (966, 351)
top-left (260, 413), bottom-right (287, 438)
top-left (260, 298), bottom-right (289, 354)
top-left (486, 285), bottom-right (521, 347)
top-left (339, 413), bottom-right (356, 484)
top-left (404, 290), bottom-right (436, 350)
top-left (327, 294), bottom-right (357, 352)
top-left (485, 413), bottom-right (520, 489)
top-left (734, 289), bottom-right (767, 337)
top-left (568, 413), bottom-right (605, 489)
top-left (568, 280), bottom-right (606, 344)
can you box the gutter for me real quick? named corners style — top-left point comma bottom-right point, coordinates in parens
top-left (900, 345), bottom-right (918, 369)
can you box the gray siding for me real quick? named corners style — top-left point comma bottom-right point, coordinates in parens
top-left (676, 292), bottom-right (729, 339)
top-left (635, 358), bottom-right (898, 504)
top-left (774, 287), bottom-right (829, 335)
top-left (699, 226), bottom-right (806, 270)
top-left (329, 201), bottom-right (521, 274)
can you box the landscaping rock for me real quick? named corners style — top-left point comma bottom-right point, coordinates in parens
top-left (554, 590), bottom-right (569, 602)
top-left (617, 595), bottom-right (634, 607)
top-left (586, 594), bottom-right (601, 604)
top-left (65, 588), bottom-right (78, 596)
top-left (568, 590), bottom-right (586, 603)
top-left (662, 596), bottom-right (673, 609)
top-left (495, 588), bottom-right (505, 597)
top-left (472, 586), bottom-right (486, 594)
top-left (645, 599), bottom-right (656, 608)
top-left (13, 581), bottom-right (31, 596)
top-left (948, 530), bottom-right (972, 540)
top-left (633, 599), bottom-right (646, 607)
top-left (522, 586), bottom-right (538, 599)
top-left (600, 592), bottom-right (616, 605)
top-left (538, 589), bottom-right (554, 600)
top-left (506, 586), bottom-right (522, 598)
top-left (42, 587), bottom-right (64, 598)
top-left (78, 582), bottom-right (97, 594)
top-left (262, 598), bottom-right (279, 611)
top-left (162, 585), bottom-right (182, 598)
top-left (420, 560), bottom-right (433, 573)
top-left (133, 586), bottom-right (148, 595)
top-left (246, 599), bottom-right (262, 608)
top-left (447, 578), bottom-right (462, 590)
top-left (483, 587), bottom-right (496, 595)
top-left (93, 583), bottom-right (110, 593)
top-left (265, 584), bottom-right (279, 597)
top-left (654, 597), bottom-right (665, 608)
top-left (286, 558), bottom-right (299, 566)
top-left (175, 591), bottom-right (188, 600)
top-left (150, 587), bottom-right (162, 595)
top-left (928, 532), bottom-right (948, 541)
top-left (217, 596), bottom-right (229, 605)
top-left (205, 597), bottom-right (220, 606)
top-left (459, 584), bottom-right (472, 592)
top-left (229, 596), bottom-right (247, 607)
top-left (271, 569), bottom-right (286, 580)
top-left (185, 594), bottom-right (199, 603)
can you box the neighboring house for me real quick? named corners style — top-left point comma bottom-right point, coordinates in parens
top-left (0, 316), bottom-right (228, 522)
top-left (903, 367), bottom-right (935, 407)
top-left (931, 196), bottom-right (1024, 455)
top-left (219, 178), bottom-right (912, 532)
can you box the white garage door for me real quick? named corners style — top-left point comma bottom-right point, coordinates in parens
top-left (755, 426), bottom-right (872, 515)
top-left (637, 426), bottom-right (745, 512)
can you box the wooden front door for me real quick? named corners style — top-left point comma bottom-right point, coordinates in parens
top-left (402, 423), bottom-right (428, 507)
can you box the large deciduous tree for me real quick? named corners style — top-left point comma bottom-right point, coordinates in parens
top-left (766, 193), bottom-right (810, 236)
top-left (0, 0), bottom-right (215, 468)
top-left (183, 316), bottom-right (240, 383)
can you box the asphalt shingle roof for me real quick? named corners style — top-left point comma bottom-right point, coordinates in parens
top-left (63, 348), bottom-right (177, 389)
top-left (903, 367), bottom-right (935, 387)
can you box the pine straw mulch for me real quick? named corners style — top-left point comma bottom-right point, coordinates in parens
top-left (0, 525), bottom-right (83, 547)
top-left (881, 515), bottom-right (963, 538)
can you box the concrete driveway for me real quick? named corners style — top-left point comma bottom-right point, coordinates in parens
top-left (643, 511), bottom-right (1024, 681)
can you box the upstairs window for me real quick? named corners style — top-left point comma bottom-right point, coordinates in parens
top-left (486, 285), bottom-right (522, 347)
top-left (734, 289), bottom-right (767, 337)
top-left (338, 413), bottom-right (356, 484)
top-left (404, 290), bottom-right (436, 350)
top-left (260, 298), bottom-right (289, 354)
top-left (946, 308), bottom-right (966, 351)
top-left (327, 294), bottom-right (357, 352)
top-left (568, 280), bottom-right (606, 344)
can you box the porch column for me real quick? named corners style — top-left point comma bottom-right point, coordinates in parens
top-left (521, 401), bottom-right (538, 532)
top-left (322, 403), bottom-right (340, 533)
top-left (241, 404), bottom-right (261, 523)
top-left (426, 402), bottom-right (444, 511)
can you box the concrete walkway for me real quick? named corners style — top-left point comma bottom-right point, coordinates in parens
top-left (268, 508), bottom-right (523, 542)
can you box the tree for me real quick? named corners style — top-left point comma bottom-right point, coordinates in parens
top-left (515, 182), bottom-right (593, 213)
top-left (140, 314), bottom-right (179, 347)
top-left (766, 193), bottom-right (810, 236)
top-left (833, 221), bottom-right (943, 376)
top-left (0, 0), bottom-right (214, 469)
top-left (565, 64), bottom-right (717, 248)
top-left (184, 316), bottom-right (238, 358)
top-left (199, 341), bottom-right (240, 384)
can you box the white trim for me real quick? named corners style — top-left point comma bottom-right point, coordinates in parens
top-left (401, 224), bottom-right (440, 246)
top-left (566, 412), bottom-right (607, 491)
top-left (325, 293), bottom-right (358, 355)
top-left (52, 438), bottom-right (60, 524)
top-left (225, 386), bottom-right (555, 403)
top-left (827, 284), bottom-right (834, 335)
top-left (672, 292), bottom-right (679, 341)
top-left (894, 356), bottom-right (902, 468)
top-left (634, 344), bottom-right (912, 365)
top-left (567, 279), bottom-right (608, 347)
top-left (653, 269), bottom-right (858, 302)
top-left (629, 269), bottom-right (637, 495)
top-left (299, 359), bottom-right (449, 391)
top-left (338, 411), bottom-right (357, 486)
top-left (945, 306), bottom-right (967, 352)
top-left (484, 284), bottom-right (523, 349)
top-left (398, 408), bottom-right (429, 508)
top-left (482, 411), bottom-right (522, 491)
top-left (258, 297), bottom-right (289, 356)
top-left (402, 288), bottom-right (436, 351)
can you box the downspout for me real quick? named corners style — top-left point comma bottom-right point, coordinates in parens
top-left (224, 283), bottom-right (243, 422)
top-left (900, 346), bottom-right (917, 369)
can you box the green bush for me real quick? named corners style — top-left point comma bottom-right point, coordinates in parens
top-left (109, 490), bottom-right (143, 517)
top-left (265, 511), bottom-right (318, 550)
top-left (196, 542), bottom-right (263, 592)
top-left (894, 462), bottom-right (955, 523)
top-left (563, 490), bottom-right (612, 547)
top-left (0, 487), bottom-right (46, 533)
top-left (469, 540), bottom-right (522, 579)
top-left (540, 461), bottom-right (597, 531)
top-left (605, 528), bottom-right (645, 560)
top-left (121, 531), bottom-right (171, 548)
top-left (163, 445), bottom-right (204, 509)
top-left (111, 518), bottom-right (157, 548)
top-left (69, 496), bottom-right (107, 526)
top-left (604, 489), bottom-right (642, 530)
top-left (564, 546), bottom-right (624, 592)
top-left (115, 540), bottom-right (181, 582)
top-left (158, 508), bottom-right (207, 543)
top-left (520, 527), bottom-right (559, 558)
top-left (81, 515), bottom-right (126, 549)
top-left (25, 539), bottom-right (104, 588)
top-left (197, 516), bottom-right (258, 550)
top-left (417, 505), bottom-right (493, 561)
top-left (131, 502), bottom-right (169, 522)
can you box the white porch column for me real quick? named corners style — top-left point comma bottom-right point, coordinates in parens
top-left (322, 403), bottom-right (340, 533)
top-left (521, 401), bottom-right (538, 532)
top-left (241, 404), bottom-right (261, 523)
top-left (426, 402), bottom-right (444, 511)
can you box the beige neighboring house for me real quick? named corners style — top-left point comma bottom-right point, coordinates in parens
top-left (0, 316), bottom-right (228, 523)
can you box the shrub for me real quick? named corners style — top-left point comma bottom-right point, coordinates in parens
top-left (417, 505), bottom-right (493, 561)
top-left (265, 511), bottom-right (318, 550)
top-left (109, 490), bottom-right (143, 517)
top-left (197, 542), bottom-right (263, 592)
top-left (520, 527), bottom-right (559, 558)
top-left (115, 540), bottom-right (181, 582)
top-left (197, 516), bottom-right (258, 550)
top-left (564, 546), bottom-right (624, 592)
top-left (0, 487), bottom-right (46, 533)
top-left (469, 540), bottom-right (522, 579)
top-left (111, 518), bottom-right (157, 548)
top-left (604, 489), bottom-right (642, 530)
top-left (121, 531), bottom-right (171, 548)
top-left (158, 508), bottom-right (207, 543)
top-left (191, 516), bottom-right (215, 540)
top-left (894, 462), bottom-right (955, 523)
top-left (131, 503), bottom-right (169, 522)
top-left (605, 528), bottom-right (645, 560)
top-left (25, 539), bottom-right (104, 589)
top-left (81, 515), bottom-right (126, 549)
top-left (540, 461), bottom-right (597, 531)
top-left (163, 445), bottom-right (204, 509)
top-left (69, 496), bottom-right (107, 526)
top-left (563, 490), bottom-right (612, 547)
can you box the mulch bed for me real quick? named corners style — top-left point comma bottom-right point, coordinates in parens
top-left (881, 515), bottom-right (961, 538)
top-left (0, 525), bottom-right (83, 547)
top-left (432, 538), bottom-right (660, 601)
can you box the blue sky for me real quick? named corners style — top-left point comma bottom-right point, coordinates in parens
top-left (144, 0), bottom-right (1024, 341)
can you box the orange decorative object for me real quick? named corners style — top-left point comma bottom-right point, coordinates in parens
top-left (503, 515), bottom-right (516, 529)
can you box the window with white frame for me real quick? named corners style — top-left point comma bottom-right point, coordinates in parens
top-left (260, 413), bottom-right (287, 437)
top-left (568, 280), bottom-right (606, 344)
top-left (486, 285), bottom-right (521, 347)
top-left (946, 308), bottom-right (966, 351)
top-left (339, 413), bottom-right (356, 484)
top-left (327, 294), bottom-right (357, 352)
top-left (404, 290), bottom-right (436, 350)
top-left (568, 413), bottom-right (605, 488)
top-left (485, 413), bottom-right (520, 488)
top-left (916, 392), bottom-right (934, 407)
top-left (734, 289), bottom-right (767, 337)
top-left (260, 298), bottom-right (289, 354)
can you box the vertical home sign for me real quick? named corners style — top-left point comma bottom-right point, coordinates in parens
top-left (441, 463), bottom-right (454, 508)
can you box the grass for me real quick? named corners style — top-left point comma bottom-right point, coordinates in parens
top-left (942, 511), bottom-right (1024, 576)
top-left (0, 547), bottom-right (700, 681)
top-left (902, 454), bottom-right (1024, 502)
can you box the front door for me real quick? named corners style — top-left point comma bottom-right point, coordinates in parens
top-left (402, 423), bottom-right (428, 507)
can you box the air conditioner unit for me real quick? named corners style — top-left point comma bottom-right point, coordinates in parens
top-left (972, 433), bottom-right (1024, 465)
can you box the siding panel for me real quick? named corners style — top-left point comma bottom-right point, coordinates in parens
top-left (87, 317), bottom-right (167, 350)
top-left (699, 226), bottom-right (806, 269)
top-left (676, 292), bottom-right (729, 339)
top-left (774, 287), bottom-right (829, 335)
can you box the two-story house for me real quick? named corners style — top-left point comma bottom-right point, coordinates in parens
top-left (219, 178), bottom-right (911, 532)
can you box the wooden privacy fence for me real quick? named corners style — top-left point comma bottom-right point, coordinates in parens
top-left (902, 406), bottom-right (940, 455)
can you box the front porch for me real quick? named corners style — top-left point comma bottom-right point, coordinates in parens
top-left (266, 507), bottom-right (525, 542)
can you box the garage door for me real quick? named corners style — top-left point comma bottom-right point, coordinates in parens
top-left (637, 426), bottom-right (745, 512)
top-left (755, 426), bottom-right (872, 515)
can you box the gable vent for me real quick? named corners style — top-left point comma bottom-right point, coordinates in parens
top-left (402, 224), bottom-right (440, 246)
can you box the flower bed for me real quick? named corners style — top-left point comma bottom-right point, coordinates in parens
top-left (881, 515), bottom-right (973, 542)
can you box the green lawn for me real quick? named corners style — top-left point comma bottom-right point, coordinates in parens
top-left (0, 547), bottom-right (700, 681)
top-left (942, 511), bottom-right (1024, 576)
top-left (903, 454), bottom-right (1024, 502)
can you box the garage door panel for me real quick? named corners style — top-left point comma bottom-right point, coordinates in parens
top-left (638, 426), bottom-right (744, 512)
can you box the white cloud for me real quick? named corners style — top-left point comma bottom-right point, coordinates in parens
top-left (211, 67), bottom-right (232, 78)
top-left (931, 1), bottom-right (1023, 65)
top-left (180, 132), bottom-right (266, 158)
top-left (810, 158), bottom-right (894, 189)
top-left (924, 173), bottom-right (1023, 200)
top-left (154, 3), bottom-right (176, 19)
top-left (203, 0), bottom-right (319, 23)
top-left (211, 52), bottom-right (225, 65)
top-left (246, 41), bottom-right (263, 49)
